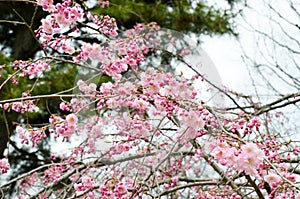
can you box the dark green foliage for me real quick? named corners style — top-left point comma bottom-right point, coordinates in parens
top-left (93, 0), bottom-right (239, 35)
top-left (0, 1), bottom-right (46, 60)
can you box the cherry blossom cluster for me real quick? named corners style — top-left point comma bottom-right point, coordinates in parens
top-left (59, 98), bottom-right (91, 113)
top-left (37, 0), bottom-right (84, 38)
top-left (98, 179), bottom-right (134, 198)
top-left (42, 164), bottom-right (71, 183)
top-left (97, 0), bottom-right (109, 8)
top-left (48, 113), bottom-right (78, 138)
top-left (9, 60), bottom-right (51, 82)
top-left (0, 158), bottom-right (9, 174)
top-left (74, 24), bottom-right (158, 78)
top-left (88, 14), bottom-right (118, 37)
top-left (36, 0), bottom-right (54, 11)
top-left (1, 0), bottom-right (300, 198)
top-left (36, 0), bottom-right (84, 55)
top-left (226, 113), bottom-right (261, 135)
top-left (17, 173), bottom-right (39, 196)
top-left (263, 164), bottom-right (297, 195)
top-left (163, 176), bottom-right (179, 189)
top-left (2, 92), bottom-right (39, 114)
top-left (36, 0), bottom-right (118, 57)
top-left (2, 100), bottom-right (39, 114)
top-left (211, 141), bottom-right (264, 176)
top-left (16, 126), bottom-right (47, 146)
top-left (99, 67), bottom-right (197, 112)
top-left (74, 176), bottom-right (96, 196)
top-left (77, 80), bottom-right (97, 95)
top-left (196, 191), bottom-right (243, 199)
top-left (177, 109), bottom-right (205, 143)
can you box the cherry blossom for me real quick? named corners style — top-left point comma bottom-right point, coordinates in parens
top-left (0, 0), bottom-right (299, 198)
top-left (0, 158), bottom-right (9, 174)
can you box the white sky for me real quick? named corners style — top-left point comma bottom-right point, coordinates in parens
top-left (201, 0), bottom-right (300, 137)
top-left (202, 0), bottom-right (300, 96)
top-left (202, 34), bottom-right (250, 92)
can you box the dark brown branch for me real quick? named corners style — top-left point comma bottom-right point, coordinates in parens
top-left (255, 92), bottom-right (300, 115)
top-left (245, 175), bottom-right (265, 199)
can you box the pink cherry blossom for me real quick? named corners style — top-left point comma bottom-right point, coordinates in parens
top-left (115, 182), bottom-right (127, 195)
top-left (81, 176), bottom-right (95, 189)
top-left (66, 113), bottom-right (78, 124)
top-left (264, 172), bottom-right (281, 187)
top-left (0, 158), bottom-right (9, 174)
top-left (41, 18), bottom-right (53, 35)
top-left (1, 1), bottom-right (299, 198)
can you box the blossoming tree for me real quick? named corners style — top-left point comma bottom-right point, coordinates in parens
top-left (0, 0), bottom-right (299, 198)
